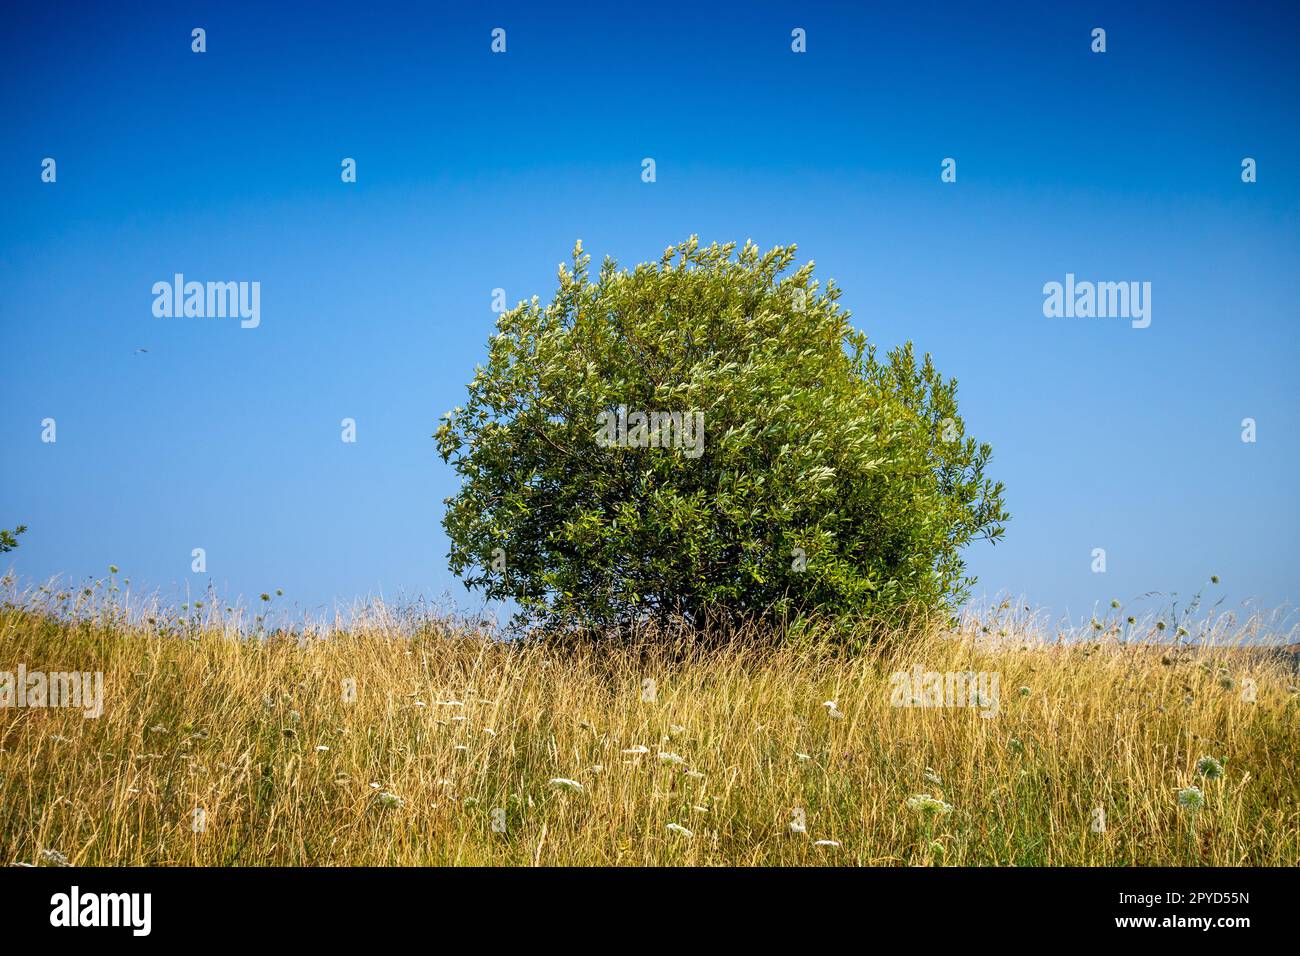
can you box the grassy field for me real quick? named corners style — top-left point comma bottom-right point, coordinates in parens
top-left (1, 581), bottom-right (1297, 866)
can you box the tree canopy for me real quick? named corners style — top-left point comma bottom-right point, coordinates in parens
top-left (436, 237), bottom-right (1007, 635)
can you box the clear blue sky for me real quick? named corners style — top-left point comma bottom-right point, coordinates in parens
top-left (3, 0), bottom-right (1297, 624)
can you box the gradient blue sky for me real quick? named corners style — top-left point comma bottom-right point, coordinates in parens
top-left (3, 0), bottom-right (1297, 624)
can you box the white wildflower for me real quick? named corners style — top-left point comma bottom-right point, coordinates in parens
top-left (906, 794), bottom-right (953, 816)
top-left (1195, 757), bottom-right (1224, 781)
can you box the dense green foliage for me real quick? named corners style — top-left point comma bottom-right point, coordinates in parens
top-left (436, 238), bottom-right (1007, 632)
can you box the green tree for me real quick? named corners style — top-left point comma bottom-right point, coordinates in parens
top-left (436, 238), bottom-right (1007, 634)
top-left (0, 525), bottom-right (26, 553)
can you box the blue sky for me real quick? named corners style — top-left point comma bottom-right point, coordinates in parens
top-left (3, 0), bottom-right (1297, 624)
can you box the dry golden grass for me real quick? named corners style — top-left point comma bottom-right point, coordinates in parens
top-left (1, 581), bottom-right (1297, 866)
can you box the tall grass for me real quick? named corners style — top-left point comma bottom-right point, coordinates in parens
top-left (1, 578), bottom-right (1296, 866)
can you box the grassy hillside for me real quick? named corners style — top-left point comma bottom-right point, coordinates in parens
top-left (1, 583), bottom-right (1297, 866)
